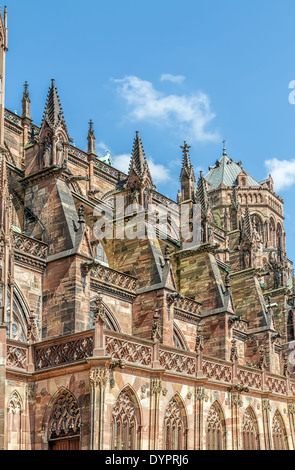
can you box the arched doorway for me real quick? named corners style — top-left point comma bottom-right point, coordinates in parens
top-left (48, 389), bottom-right (81, 451)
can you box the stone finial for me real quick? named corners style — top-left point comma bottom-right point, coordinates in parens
top-left (87, 119), bottom-right (97, 156)
top-left (22, 81), bottom-right (31, 120)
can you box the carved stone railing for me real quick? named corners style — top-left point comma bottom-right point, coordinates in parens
top-left (90, 263), bottom-right (137, 294)
top-left (237, 365), bottom-right (263, 390)
top-left (6, 341), bottom-right (28, 370)
top-left (68, 145), bottom-right (88, 161)
top-left (203, 357), bottom-right (233, 383)
top-left (34, 332), bottom-right (94, 370)
top-left (105, 332), bottom-right (153, 366)
top-left (159, 346), bottom-right (197, 376)
top-left (174, 297), bottom-right (202, 315)
top-left (266, 373), bottom-right (287, 395)
top-left (4, 110), bottom-right (21, 126)
top-left (13, 232), bottom-right (48, 260)
top-left (95, 159), bottom-right (123, 180)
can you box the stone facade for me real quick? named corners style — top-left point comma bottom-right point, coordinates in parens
top-left (0, 7), bottom-right (295, 451)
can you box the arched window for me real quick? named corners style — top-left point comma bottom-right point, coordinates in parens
top-left (272, 410), bottom-right (289, 450)
top-left (0, 286), bottom-right (30, 343)
top-left (48, 389), bottom-right (81, 450)
top-left (89, 298), bottom-right (120, 332)
top-left (112, 387), bottom-right (141, 451)
top-left (173, 325), bottom-right (187, 351)
top-left (251, 215), bottom-right (264, 243)
top-left (287, 311), bottom-right (295, 342)
top-left (242, 406), bottom-right (260, 450)
top-left (206, 401), bottom-right (226, 450)
top-left (269, 218), bottom-right (276, 247)
top-left (164, 395), bottom-right (188, 450)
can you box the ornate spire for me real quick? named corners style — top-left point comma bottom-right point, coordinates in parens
top-left (22, 81), bottom-right (31, 119)
top-left (87, 119), bottom-right (97, 155)
top-left (127, 131), bottom-right (153, 186)
top-left (42, 79), bottom-right (69, 137)
top-left (180, 141), bottom-right (194, 180)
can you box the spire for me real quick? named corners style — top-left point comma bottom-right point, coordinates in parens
top-left (127, 131), bottom-right (153, 186)
top-left (196, 171), bottom-right (209, 216)
top-left (87, 119), bottom-right (97, 156)
top-left (42, 79), bottom-right (69, 138)
top-left (179, 141), bottom-right (196, 202)
top-left (22, 81), bottom-right (31, 119)
top-left (180, 141), bottom-right (194, 180)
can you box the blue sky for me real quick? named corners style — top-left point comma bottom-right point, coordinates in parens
top-left (3, 0), bottom-right (295, 261)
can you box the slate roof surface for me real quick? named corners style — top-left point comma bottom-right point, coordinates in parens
top-left (205, 154), bottom-right (261, 190)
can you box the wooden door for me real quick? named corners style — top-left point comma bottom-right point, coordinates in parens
top-left (50, 437), bottom-right (80, 451)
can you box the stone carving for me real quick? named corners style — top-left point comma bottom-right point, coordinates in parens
top-left (159, 349), bottom-right (196, 376)
top-left (151, 379), bottom-right (162, 396)
top-left (203, 360), bottom-right (232, 383)
top-left (112, 389), bottom-right (138, 450)
top-left (8, 391), bottom-right (22, 414)
top-left (6, 345), bottom-right (27, 370)
top-left (195, 387), bottom-right (208, 402)
top-left (48, 390), bottom-right (81, 440)
top-left (206, 402), bottom-right (225, 450)
top-left (35, 335), bottom-right (93, 370)
top-left (151, 310), bottom-right (161, 342)
top-left (105, 336), bottom-right (152, 366)
top-left (27, 312), bottom-right (39, 343)
top-left (92, 295), bottom-right (106, 325)
top-left (90, 368), bottom-right (109, 389)
top-left (164, 397), bottom-right (186, 450)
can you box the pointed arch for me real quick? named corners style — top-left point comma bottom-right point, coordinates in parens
top-left (47, 388), bottom-right (81, 443)
top-left (173, 323), bottom-right (188, 351)
top-left (7, 391), bottom-right (23, 450)
top-left (206, 400), bottom-right (226, 450)
top-left (163, 393), bottom-right (188, 450)
top-left (90, 296), bottom-right (121, 332)
top-left (111, 385), bottom-right (142, 450)
top-left (272, 410), bottom-right (289, 450)
top-left (242, 406), bottom-right (260, 450)
top-left (8, 390), bottom-right (23, 414)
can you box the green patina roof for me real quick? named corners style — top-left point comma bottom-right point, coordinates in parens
top-left (205, 154), bottom-right (261, 190)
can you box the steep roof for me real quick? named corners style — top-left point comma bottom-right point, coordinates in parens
top-left (205, 153), bottom-right (261, 190)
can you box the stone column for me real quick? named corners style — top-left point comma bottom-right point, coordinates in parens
top-left (261, 398), bottom-right (272, 450)
top-left (149, 378), bottom-right (162, 450)
top-left (194, 387), bottom-right (208, 450)
top-left (90, 368), bottom-right (109, 450)
top-left (25, 383), bottom-right (37, 450)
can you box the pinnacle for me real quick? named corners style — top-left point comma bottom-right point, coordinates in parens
top-left (128, 131), bottom-right (152, 183)
top-left (42, 79), bottom-right (69, 136)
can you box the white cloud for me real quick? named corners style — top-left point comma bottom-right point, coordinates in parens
top-left (96, 141), bottom-right (109, 154)
top-left (160, 74), bottom-right (186, 84)
top-left (112, 76), bottom-right (218, 143)
top-left (112, 153), bottom-right (131, 173)
top-left (112, 153), bottom-right (171, 185)
top-left (265, 158), bottom-right (295, 191)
